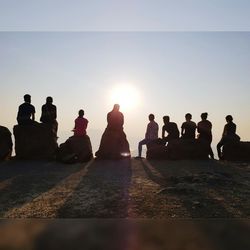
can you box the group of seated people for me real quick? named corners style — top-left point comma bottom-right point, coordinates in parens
top-left (16, 94), bottom-right (240, 160)
top-left (17, 94), bottom-right (88, 138)
top-left (137, 112), bottom-right (240, 160)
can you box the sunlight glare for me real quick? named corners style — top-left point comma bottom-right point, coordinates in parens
top-left (110, 84), bottom-right (140, 111)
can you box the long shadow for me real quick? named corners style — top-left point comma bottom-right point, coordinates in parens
top-left (0, 160), bottom-right (87, 217)
top-left (141, 160), bottom-right (250, 249)
top-left (57, 159), bottom-right (132, 218)
top-left (141, 159), bottom-right (239, 218)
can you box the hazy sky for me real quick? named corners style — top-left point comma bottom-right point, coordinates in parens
top-left (0, 0), bottom-right (250, 31)
top-left (0, 32), bottom-right (250, 155)
top-left (0, 1), bottom-right (250, 155)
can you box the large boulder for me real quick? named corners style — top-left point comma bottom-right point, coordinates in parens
top-left (166, 139), bottom-right (210, 160)
top-left (146, 144), bottom-right (168, 160)
top-left (95, 128), bottom-right (130, 159)
top-left (222, 141), bottom-right (250, 161)
top-left (0, 126), bottom-right (13, 161)
top-left (146, 139), bottom-right (210, 160)
top-left (57, 135), bottom-right (93, 163)
top-left (13, 123), bottom-right (58, 160)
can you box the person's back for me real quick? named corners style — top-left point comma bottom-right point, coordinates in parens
top-left (181, 116), bottom-right (196, 139)
top-left (74, 110), bottom-right (88, 136)
top-left (197, 120), bottom-right (212, 141)
top-left (17, 94), bottom-right (35, 125)
top-left (40, 97), bottom-right (57, 124)
top-left (107, 104), bottom-right (124, 131)
top-left (223, 122), bottom-right (236, 137)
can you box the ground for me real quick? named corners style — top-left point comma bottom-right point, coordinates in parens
top-left (0, 158), bottom-right (250, 249)
top-left (0, 158), bottom-right (249, 218)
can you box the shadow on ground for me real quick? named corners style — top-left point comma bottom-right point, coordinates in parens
top-left (57, 159), bottom-right (132, 218)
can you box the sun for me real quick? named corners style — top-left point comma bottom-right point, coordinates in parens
top-left (110, 84), bottom-right (140, 111)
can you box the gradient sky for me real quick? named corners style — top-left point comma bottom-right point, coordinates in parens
top-left (0, 0), bottom-right (250, 31)
top-left (0, 1), bottom-right (250, 155)
top-left (0, 32), bottom-right (250, 155)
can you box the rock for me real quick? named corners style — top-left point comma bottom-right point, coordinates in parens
top-left (0, 126), bottom-right (13, 161)
top-left (166, 139), bottom-right (210, 160)
top-left (95, 128), bottom-right (130, 159)
top-left (13, 124), bottom-right (58, 160)
top-left (146, 139), bottom-right (210, 160)
top-left (146, 144), bottom-right (168, 160)
top-left (222, 141), bottom-right (250, 161)
top-left (57, 135), bottom-right (93, 163)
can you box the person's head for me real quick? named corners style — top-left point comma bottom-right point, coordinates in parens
top-left (201, 112), bottom-right (208, 120)
top-left (113, 104), bottom-right (120, 111)
top-left (78, 109), bottom-right (84, 117)
top-left (225, 115), bottom-right (233, 123)
top-left (149, 114), bottom-right (155, 121)
top-left (185, 113), bottom-right (192, 121)
top-left (24, 94), bottom-right (31, 103)
top-left (46, 96), bottom-right (53, 104)
top-left (163, 116), bottom-right (170, 124)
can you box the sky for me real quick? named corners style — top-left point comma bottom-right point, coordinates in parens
top-left (0, 0), bottom-right (250, 31)
top-left (0, 1), bottom-right (250, 156)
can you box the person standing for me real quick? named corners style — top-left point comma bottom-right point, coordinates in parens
top-left (136, 114), bottom-right (159, 158)
top-left (17, 94), bottom-right (36, 125)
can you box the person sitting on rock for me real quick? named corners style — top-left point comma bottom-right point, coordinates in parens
top-left (40, 96), bottom-right (58, 134)
top-left (95, 104), bottom-right (130, 159)
top-left (197, 112), bottom-right (214, 159)
top-left (72, 109), bottom-right (88, 136)
top-left (17, 94), bottom-right (36, 125)
top-left (107, 104), bottom-right (124, 131)
top-left (181, 113), bottom-right (196, 139)
top-left (217, 115), bottom-right (240, 160)
top-left (136, 114), bottom-right (159, 158)
top-left (162, 115), bottom-right (179, 144)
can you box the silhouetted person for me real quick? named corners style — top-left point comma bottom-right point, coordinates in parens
top-left (107, 104), bottom-right (124, 131)
top-left (136, 114), bottom-right (159, 158)
top-left (73, 109), bottom-right (88, 136)
top-left (17, 94), bottom-right (36, 125)
top-left (197, 112), bottom-right (214, 159)
top-left (217, 115), bottom-right (240, 160)
top-left (181, 113), bottom-right (196, 139)
top-left (40, 96), bottom-right (58, 133)
top-left (162, 116), bottom-right (179, 144)
top-left (95, 104), bottom-right (130, 159)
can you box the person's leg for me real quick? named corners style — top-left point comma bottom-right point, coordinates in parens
top-left (209, 146), bottom-right (214, 159)
top-left (138, 139), bottom-right (147, 157)
top-left (217, 138), bottom-right (224, 159)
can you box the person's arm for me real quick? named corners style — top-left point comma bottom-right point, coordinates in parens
top-left (83, 119), bottom-right (88, 130)
top-left (53, 106), bottom-right (57, 120)
top-left (197, 123), bottom-right (201, 133)
top-left (145, 123), bottom-right (149, 139)
top-left (162, 126), bottom-right (165, 138)
top-left (181, 124), bottom-right (184, 136)
top-left (31, 107), bottom-right (35, 121)
top-left (222, 124), bottom-right (227, 136)
top-left (121, 113), bottom-right (124, 126)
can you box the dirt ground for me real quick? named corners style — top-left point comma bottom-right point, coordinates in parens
top-left (0, 158), bottom-right (250, 249)
top-left (0, 158), bottom-right (249, 218)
